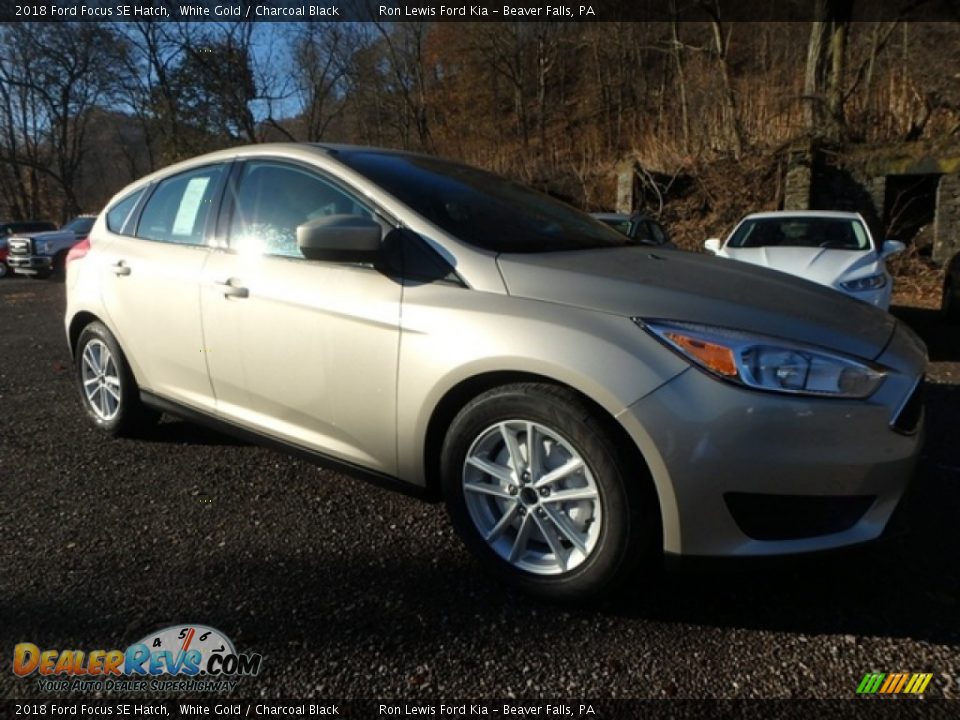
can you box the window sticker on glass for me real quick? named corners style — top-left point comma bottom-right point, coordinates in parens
top-left (171, 177), bottom-right (211, 237)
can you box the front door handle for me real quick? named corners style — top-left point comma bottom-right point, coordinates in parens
top-left (111, 261), bottom-right (131, 276)
top-left (215, 279), bottom-right (249, 299)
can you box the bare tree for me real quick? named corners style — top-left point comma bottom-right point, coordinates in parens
top-left (288, 24), bottom-right (360, 142)
top-left (702, 1), bottom-right (744, 157)
top-left (669, 6), bottom-right (691, 154)
top-left (372, 22), bottom-right (432, 149)
top-left (113, 21), bottom-right (189, 169)
top-left (0, 23), bottom-right (122, 218)
top-left (804, 0), bottom-right (854, 141)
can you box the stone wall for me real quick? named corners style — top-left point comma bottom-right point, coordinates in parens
top-left (615, 161), bottom-right (636, 214)
top-left (934, 173), bottom-right (960, 264)
top-left (783, 149), bottom-right (812, 210)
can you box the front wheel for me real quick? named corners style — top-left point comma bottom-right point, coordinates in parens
top-left (0, 262), bottom-right (7, 279)
top-left (75, 322), bottom-right (159, 436)
top-left (441, 383), bottom-right (658, 601)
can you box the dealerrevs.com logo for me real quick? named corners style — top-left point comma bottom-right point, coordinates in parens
top-left (13, 625), bottom-right (262, 693)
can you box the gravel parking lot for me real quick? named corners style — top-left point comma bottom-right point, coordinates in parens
top-left (1, 279), bottom-right (958, 700)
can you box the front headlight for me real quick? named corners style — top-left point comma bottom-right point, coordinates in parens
top-left (638, 320), bottom-right (887, 398)
top-left (840, 273), bottom-right (886, 292)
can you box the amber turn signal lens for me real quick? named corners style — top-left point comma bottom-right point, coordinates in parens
top-left (664, 332), bottom-right (738, 376)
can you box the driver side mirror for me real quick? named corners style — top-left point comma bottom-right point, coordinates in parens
top-left (297, 215), bottom-right (382, 263)
top-left (704, 238), bottom-right (721, 254)
top-left (881, 240), bottom-right (905, 259)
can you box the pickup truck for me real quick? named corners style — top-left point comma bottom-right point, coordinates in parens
top-left (0, 220), bottom-right (57, 278)
top-left (7, 215), bottom-right (96, 279)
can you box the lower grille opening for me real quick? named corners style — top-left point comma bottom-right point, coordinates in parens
top-left (724, 493), bottom-right (876, 541)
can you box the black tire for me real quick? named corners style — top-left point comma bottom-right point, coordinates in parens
top-left (0, 262), bottom-right (8, 279)
top-left (75, 321), bottom-right (160, 436)
top-left (441, 382), bottom-right (658, 602)
top-left (942, 278), bottom-right (960, 324)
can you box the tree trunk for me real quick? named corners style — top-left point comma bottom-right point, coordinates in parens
top-left (670, 10), bottom-right (690, 154)
top-left (706, 5), bottom-right (744, 158)
top-left (804, 0), bottom-right (852, 142)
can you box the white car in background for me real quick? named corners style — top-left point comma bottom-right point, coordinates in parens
top-left (704, 211), bottom-right (904, 310)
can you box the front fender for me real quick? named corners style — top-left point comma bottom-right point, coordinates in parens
top-left (394, 284), bottom-right (688, 486)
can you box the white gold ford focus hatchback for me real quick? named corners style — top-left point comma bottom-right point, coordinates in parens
top-left (65, 145), bottom-right (926, 600)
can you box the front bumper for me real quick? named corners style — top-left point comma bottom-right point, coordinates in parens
top-left (8, 255), bottom-right (52, 274)
top-left (618, 340), bottom-right (923, 558)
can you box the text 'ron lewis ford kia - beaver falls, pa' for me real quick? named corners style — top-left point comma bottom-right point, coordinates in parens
top-left (63, 143), bottom-right (927, 601)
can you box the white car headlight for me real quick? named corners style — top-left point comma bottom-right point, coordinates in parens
top-left (639, 320), bottom-right (887, 399)
top-left (840, 273), bottom-right (886, 292)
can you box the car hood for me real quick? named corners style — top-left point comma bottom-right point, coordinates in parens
top-left (719, 246), bottom-right (879, 286)
top-left (18, 229), bottom-right (73, 241)
top-left (496, 247), bottom-right (896, 360)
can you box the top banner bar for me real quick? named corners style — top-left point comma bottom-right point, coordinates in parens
top-left (1, 0), bottom-right (959, 22)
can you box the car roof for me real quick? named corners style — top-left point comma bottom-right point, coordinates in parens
top-left (742, 210), bottom-right (863, 221)
top-left (106, 143), bottom-right (415, 203)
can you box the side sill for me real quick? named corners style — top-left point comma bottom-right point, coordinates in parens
top-left (140, 390), bottom-right (439, 503)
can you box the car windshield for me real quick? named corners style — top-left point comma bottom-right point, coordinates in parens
top-left (63, 217), bottom-right (95, 235)
top-left (336, 150), bottom-right (631, 253)
top-left (728, 217), bottom-right (871, 251)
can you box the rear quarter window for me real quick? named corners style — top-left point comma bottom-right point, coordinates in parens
top-left (106, 190), bottom-right (145, 234)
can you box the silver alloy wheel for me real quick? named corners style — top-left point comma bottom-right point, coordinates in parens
top-left (81, 339), bottom-right (122, 421)
top-left (462, 420), bottom-right (602, 575)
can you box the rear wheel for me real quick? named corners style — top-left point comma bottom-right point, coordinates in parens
top-left (0, 262), bottom-right (7, 279)
top-left (75, 322), bottom-right (159, 436)
top-left (441, 383), bottom-right (657, 601)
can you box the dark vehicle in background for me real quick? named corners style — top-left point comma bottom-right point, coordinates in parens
top-left (943, 251), bottom-right (960, 323)
top-left (590, 212), bottom-right (675, 249)
top-left (0, 220), bottom-right (57, 278)
top-left (7, 215), bottom-right (95, 279)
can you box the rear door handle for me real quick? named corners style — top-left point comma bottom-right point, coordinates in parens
top-left (111, 261), bottom-right (131, 276)
top-left (215, 279), bottom-right (249, 299)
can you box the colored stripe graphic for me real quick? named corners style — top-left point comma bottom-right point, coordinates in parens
top-left (879, 674), bottom-right (899, 693)
top-left (857, 673), bottom-right (885, 694)
top-left (858, 672), bottom-right (933, 695)
top-left (912, 674), bottom-right (933, 694)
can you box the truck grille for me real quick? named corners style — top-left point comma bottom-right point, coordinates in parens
top-left (8, 238), bottom-right (31, 255)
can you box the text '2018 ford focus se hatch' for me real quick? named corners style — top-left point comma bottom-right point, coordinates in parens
top-left (65, 144), bottom-right (926, 600)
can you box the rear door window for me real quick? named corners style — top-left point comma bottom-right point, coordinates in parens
top-left (137, 165), bottom-right (225, 246)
